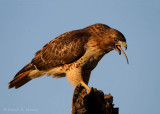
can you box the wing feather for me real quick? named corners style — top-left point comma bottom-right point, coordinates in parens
top-left (31, 30), bottom-right (91, 70)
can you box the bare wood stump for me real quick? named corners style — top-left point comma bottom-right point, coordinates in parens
top-left (72, 85), bottom-right (118, 114)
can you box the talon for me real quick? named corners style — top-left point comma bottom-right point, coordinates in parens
top-left (80, 81), bottom-right (91, 94)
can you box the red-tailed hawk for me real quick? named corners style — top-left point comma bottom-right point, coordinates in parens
top-left (8, 23), bottom-right (128, 92)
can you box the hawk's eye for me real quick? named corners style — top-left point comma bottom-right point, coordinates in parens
top-left (114, 38), bottom-right (118, 42)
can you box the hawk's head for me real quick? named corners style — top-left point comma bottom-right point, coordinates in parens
top-left (102, 28), bottom-right (129, 64)
top-left (85, 23), bottom-right (129, 64)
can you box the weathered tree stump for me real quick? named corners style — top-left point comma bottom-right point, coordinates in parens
top-left (72, 85), bottom-right (118, 114)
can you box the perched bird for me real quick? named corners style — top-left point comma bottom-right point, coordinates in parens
top-left (8, 23), bottom-right (128, 92)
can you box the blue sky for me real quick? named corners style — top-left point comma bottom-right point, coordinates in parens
top-left (0, 0), bottom-right (160, 114)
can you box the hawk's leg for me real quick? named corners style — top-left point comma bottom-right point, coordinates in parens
top-left (80, 80), bottom-right (91, 94)
top-left (81, 70), bottom-right (91, 94)
top-left (66, 67), bottom-right (91, 93)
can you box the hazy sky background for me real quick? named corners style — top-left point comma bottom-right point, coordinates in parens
top-left (0, 0), bottom-right (160, 114)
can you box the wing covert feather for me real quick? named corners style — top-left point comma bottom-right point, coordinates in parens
top-left (31, 30), bottom-right (91, 70)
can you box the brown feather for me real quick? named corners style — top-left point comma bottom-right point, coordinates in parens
top-left (9, 63), bottom-right (35, 89)
top-left (14, 63), bottom-right (35, 78)
top-left (8, 70), bottom-right (32, 89)
top-left (31, 30), bottom-right (91, 70)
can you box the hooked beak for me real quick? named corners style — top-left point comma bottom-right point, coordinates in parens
top-left (115, 41), bottom-right (129, 64)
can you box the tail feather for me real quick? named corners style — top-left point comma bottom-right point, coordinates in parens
top-left (8, 63), bottom-right (35, 89)
top-left (8, 70), bottom-right (32, 89)
top-left (14, 63), bottom-right (35, 78)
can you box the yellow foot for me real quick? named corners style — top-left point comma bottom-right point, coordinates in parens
top-left (80, 81), bottom-right (91, 94)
